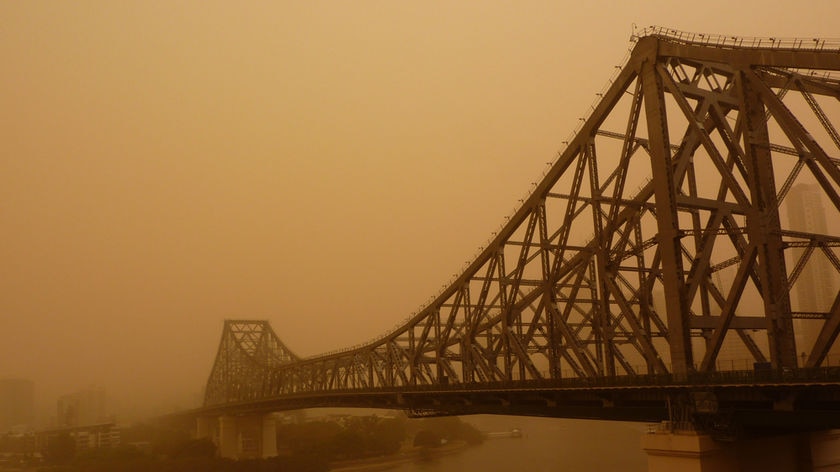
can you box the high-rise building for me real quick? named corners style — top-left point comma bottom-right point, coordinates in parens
top-left (787, 183), bottom-right (839, 362)
top-left (0, 378), bottom-right (34, 431)
top-left (57, 387), bottom-right (107, 428)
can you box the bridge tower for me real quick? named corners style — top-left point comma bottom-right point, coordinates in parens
top-left (200, 320), bottom-right (296, 458)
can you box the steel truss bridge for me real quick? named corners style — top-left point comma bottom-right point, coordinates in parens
top-left (201, 28), bottom-right (840, 436)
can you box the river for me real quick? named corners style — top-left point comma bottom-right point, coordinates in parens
top-left (390, 416), bottom-right (648, 472)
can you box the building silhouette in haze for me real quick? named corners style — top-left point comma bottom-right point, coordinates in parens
top-left (786, 183), bottom-right (839, 363)
top-left (57, 386), bottom-right (107, 428)
top-left (0, 378), bottom-right (34, 431)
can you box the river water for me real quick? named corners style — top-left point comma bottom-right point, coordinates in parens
top-left (391, 416), bottom-right (648, 472)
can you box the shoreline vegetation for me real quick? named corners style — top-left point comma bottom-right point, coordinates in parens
top-left (6, 413), bottom-right (487, 471)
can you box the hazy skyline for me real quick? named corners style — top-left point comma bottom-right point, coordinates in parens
top-left (2, 1), bottom-right (839, 421)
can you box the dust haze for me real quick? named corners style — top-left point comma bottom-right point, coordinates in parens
top-left (1, 1), bottom-right (838, 424)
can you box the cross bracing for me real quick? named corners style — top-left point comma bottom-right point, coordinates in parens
top-left (204, 28), bottom-right (840, 409)
top-left (204, 320), bottom-right (299, 405)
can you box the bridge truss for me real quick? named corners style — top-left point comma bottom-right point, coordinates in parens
top-left (204, 28), bottom-right (840, 429)
top-left (204, 320), bottom-right (299, 404)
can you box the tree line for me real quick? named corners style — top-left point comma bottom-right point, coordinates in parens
top-left (28, 412), bottom-right (483, 472)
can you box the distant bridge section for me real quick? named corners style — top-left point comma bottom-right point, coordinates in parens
top-left (204, 320), bottom-right (299, 407)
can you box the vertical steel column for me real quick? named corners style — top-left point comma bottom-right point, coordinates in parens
top-left (641, 55), bottom-right (694, 376)
top-left (739, 70), bottom-right (798, 368)
top-left (588, 139), bottom-right (615, 376)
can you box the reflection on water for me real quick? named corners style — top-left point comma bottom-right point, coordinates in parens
top-left (391, 416), bottom-right (647, 472)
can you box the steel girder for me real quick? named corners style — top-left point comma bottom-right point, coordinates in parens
top-left (204, 30), bottom-right (840, 407)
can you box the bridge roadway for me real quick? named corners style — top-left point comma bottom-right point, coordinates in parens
top-left (192, 368), bottom-right (840, 437)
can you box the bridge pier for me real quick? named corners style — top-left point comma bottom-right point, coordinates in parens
top-left (196, 415), bottom-right (213, 439)
top-left (218, 416), bottom-right (238, 459)
top-left (642, 427), bottom-right (840, 471)
top-left (195, 414), bottom-right (277, 460)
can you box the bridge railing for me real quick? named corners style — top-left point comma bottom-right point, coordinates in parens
top-left (204, 366), bottom-right (840, 411)
top-left (635, 25), bottom-right (840, 52)
top-left (376, 366), bottom-right (840, 393)
top-left (208, 367), bottom-right (840, 406)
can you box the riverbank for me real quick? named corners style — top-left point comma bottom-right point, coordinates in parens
top-left (329, 440), bottom-right (471, 472)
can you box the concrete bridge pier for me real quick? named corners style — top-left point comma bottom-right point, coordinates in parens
top-left (196, 415), bottom-right (213, 439)
top-left (642, 427), bottom-right (840, 471)
top-left (195, 413), bottom-right (277, 459)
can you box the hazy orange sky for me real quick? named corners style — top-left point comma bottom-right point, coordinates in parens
top-left (2, 1), bottom-right (839, 421)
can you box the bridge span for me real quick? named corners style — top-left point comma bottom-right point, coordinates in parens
top-left (188, 27), bottom-right (840, 470)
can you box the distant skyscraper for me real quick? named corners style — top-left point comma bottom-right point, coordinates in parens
top-left (57, 386), bottom-right (107, 427)
top-left (0, 378), bottom-right (35, 431)
top-left (787, 183), bottom-right (838, 361)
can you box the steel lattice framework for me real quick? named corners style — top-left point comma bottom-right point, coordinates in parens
top-left (205, 320), bottom-right (299, 404)
top-left (205, 29), bottom-right (840, 413)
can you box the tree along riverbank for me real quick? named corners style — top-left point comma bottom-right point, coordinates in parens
top-left (24, 414), bottom-right (484, 472)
